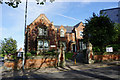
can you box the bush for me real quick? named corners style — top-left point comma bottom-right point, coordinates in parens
top-left (43, 50), bottom-right (57, 56)
top-left (65, 52), bottom-right (74, 60)
top-left (106, 44), bottom-right (120, 52)
top-left (94, 52), bottom-right (103, 55)
top-left (103, 52), bottom-right (112, 55)
top-left (26, 52), bottom-right (32, 57)
top-left (30, 50), bottom-right (36, 55)
top-left (0, 54), bottom-right (4, 57)
top-left (93, 47), bottom-right (101, 52)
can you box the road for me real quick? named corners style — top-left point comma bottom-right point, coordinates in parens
top-left (2, 65), bottom-right (120, 80)
top-left (0, 62), bottom-right (3, 67)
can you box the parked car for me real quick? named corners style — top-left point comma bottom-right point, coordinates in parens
top-left (0, 57), bottom-right (4, 62)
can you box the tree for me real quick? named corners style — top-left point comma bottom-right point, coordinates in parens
top-left (113, 23), bottom-right (120, 43)
top-left (0, 0), bottom-right (55, 8)
top-left (83, 13), bottom-right (115, 52)
top-left (1, 37), bottom-right (17, 55)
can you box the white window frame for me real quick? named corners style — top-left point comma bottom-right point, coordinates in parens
top-left (39, 28), bottom-right (43, 35)
top-left (80, 31), bottom-right (83, 37)
top-left (44, 40), bottom-right (49, 49)
top-left (60, 28), bottom-right (64, 37)
top-left (38, 40), bottom-right (43, 49)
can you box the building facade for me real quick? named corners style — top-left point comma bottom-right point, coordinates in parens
top-left (100, 7), bottom-right (120, 24)
top-left (25, 14), bottom-right (86, 54)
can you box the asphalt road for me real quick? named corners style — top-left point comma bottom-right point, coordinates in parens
top-left (2, 65), bottom-right (120, 80)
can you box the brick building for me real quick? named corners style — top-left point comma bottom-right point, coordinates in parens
top-left (25, 14), bottom-right (86, 54)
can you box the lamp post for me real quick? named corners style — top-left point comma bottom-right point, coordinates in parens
top-left (23, 0), bottom-right (28, 70)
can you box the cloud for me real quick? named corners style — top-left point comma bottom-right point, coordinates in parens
top-left (15, 2), bottom-right (68, 24)
top-left (56, 13), bottom-right (82, 21)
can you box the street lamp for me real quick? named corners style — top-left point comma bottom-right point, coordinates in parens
top-left (23, 0), bottom-right (28, 70)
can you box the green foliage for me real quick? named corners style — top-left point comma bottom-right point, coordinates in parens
top-left (0, 0), bottom-right (55, 8)
top-left (94, 52), bottom-right (103, 55)
top-left (113, 23), bottom-right (120, 43)
top-left (83, 13), bottom-right (115, 52)
top-left (65, 52), bottom-right (74, 60)
top-left (44, 50), bottom-right (57, 56)
top-left (93, 47), bottom-right (101, 52)
top-left (26, 52), bottom-right (32, 57)
top-left (1, 37), bottom-right (17, 55)
top-left (106, 44), bottom-right (120, 52)
top-left (30, 50), bottom-right (36, 55)
top-left (0, 54), bottom-right (4, 57)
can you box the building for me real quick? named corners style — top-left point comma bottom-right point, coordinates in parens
top-left (100, 2), bottom-right (120, 24)
top-left (25, 14), bottom-right (86, 54)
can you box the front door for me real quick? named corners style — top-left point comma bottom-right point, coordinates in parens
top-left (73, 44), bottom-right (75, 52)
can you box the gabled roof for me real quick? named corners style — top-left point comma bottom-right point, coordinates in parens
top-left (54, 25), bottom-right (73, 33)
top-left (100, 7), bottom-right (120, 12)
top-left (74, 22), bottom-right (83, 28)
top-left (30, 14), bottom-right (51, 25)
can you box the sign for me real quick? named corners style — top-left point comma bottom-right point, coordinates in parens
top-left (17, 52), bottom-right (22, 57)
top-left (106, 47), bottom-right (113, 52)
top-left (51, 45), bottom-right (56, 47)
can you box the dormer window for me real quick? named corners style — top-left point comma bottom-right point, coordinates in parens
top-left (60, 28), bottom-right (64, 37)
top-left (80, 31), bottom-right (83, 37)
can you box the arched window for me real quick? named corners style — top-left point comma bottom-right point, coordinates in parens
top-left (60, 28), bottom-right (64, 37)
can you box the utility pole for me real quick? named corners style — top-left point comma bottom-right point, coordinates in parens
top-left (23, 0), bottom-right (28, 70)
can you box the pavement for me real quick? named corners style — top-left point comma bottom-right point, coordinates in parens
top-left (1, 60), bottom-right (120, 79)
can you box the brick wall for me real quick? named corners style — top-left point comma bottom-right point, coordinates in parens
top-left (4, 57), bottom-right (58, 70)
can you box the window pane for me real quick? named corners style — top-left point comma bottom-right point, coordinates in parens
top-left (60, 28), bottom-right (64, 37)
top-left (39, 28), bottom-right (42, 35)
top-left (44, 40), bottom-right (48, 48)
top-left (38, 40), bottom-right (43, 49)
top-left (80, 31), bottom-right (83, 36)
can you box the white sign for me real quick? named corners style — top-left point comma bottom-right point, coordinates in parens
top-left (51, 45), bottom-right (56, 47)
top-left (17, 52), bottom-right (22, 57)
top-left (106, 47), bottom-right (113, 52)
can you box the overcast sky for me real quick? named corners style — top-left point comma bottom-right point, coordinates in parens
top-left (0, 0), bottom-right (119, 49)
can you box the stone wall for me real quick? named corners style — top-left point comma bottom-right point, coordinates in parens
top-left (4, 57), bottom-right (58, 70)
top-left (94, 55), bottom-right (120, 61)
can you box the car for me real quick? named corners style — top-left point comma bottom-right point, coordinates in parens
top-left (0, 57), bottom-right (4, 62)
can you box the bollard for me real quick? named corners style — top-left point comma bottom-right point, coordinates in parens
top-left (75, 59), bottom-right (76, 64)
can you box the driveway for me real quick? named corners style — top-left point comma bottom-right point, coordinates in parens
top-left (2, 60), bottom-right (120, 80)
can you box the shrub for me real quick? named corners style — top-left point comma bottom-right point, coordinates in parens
top-left (26, 52), bottom-right (31, 57)
top-left (0, 54), bottom-right (4, 57)
top-left (30, 50), bottom-right (36, 55)
top-left (94, 52), bottom-right (103, 55)
top-left (93, 47), bottom-right (101, 52)
top-left (106, 44), bottom-right (120, 52)
top-left (65, 52), bottom-right (74, 60)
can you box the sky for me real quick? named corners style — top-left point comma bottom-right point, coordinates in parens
top-left (0, 0), bottom-right (119, 50)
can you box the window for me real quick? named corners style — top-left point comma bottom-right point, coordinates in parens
top-left (38, 40), bottom-right (43, 49)
top-left (39, 28), bottom-right (47, 36)
top-left (60, 28), bottom-right (64, 37)
top-left (80, 31), bottom-right (83, 37)
top-left (38, 40), bottom-right (49, 50)
top-left (44, 40), bottom-right (49, 48)
top-left (44, 28), bottom-right (47, 35)
top-left (39, 28), bottom-right (43, 35)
